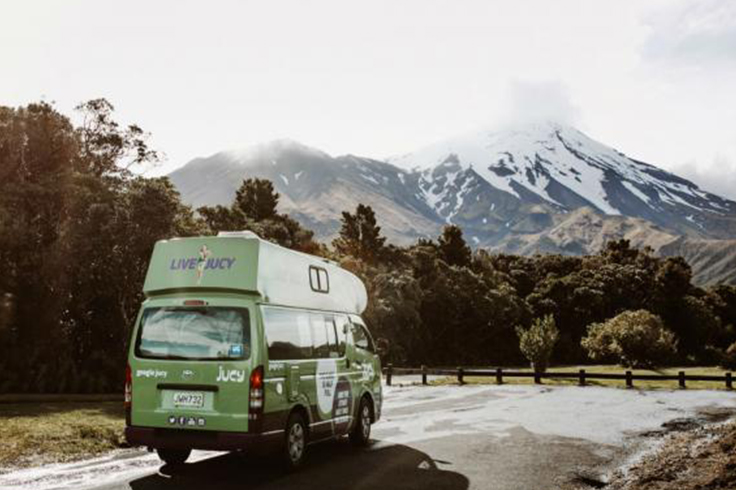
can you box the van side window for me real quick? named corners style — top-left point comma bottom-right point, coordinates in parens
top-left (324, 315), bottom-right (340, 358)
top-left (263, 307), bottom-right (313, 360)
top-left (310, 313), bottom-right (330, 358)
top-left (334, 315), bottom-right (348, 356)
top-left (310, 314), bottom-right (341, 359)
top-left (352, 321), bottom-right (374, 353)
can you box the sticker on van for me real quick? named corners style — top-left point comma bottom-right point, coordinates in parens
top-left (316, 359), bottom-right (337, 416)
top-left (333, 377), bottom-right (352, 425)
top-left (361, 362), bottom-right (375, 381)
top-left (136, 369), bottom-right (168, 379)
top-left (216, 366), bottom-right (246, 383)
top-left (168, 245), bottom-right (237, 285)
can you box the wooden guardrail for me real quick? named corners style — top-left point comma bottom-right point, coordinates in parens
top-left (383, 364), bottom-right (734, 390)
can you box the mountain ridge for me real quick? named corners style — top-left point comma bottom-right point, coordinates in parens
top-left (168, 123), bottom-right (736, 284)
top-left (390, 121), bottom-right (736, 239)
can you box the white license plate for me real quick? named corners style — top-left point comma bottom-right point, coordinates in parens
top-left (173, 392), bottom-right (204, 408)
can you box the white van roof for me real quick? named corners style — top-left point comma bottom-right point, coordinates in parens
top-left (143, 231), bottom-right (368, 314)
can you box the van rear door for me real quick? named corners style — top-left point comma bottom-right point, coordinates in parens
top-left (129, 305), bottom-right (254, 433)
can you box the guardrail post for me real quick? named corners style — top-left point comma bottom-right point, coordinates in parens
top-left (625, 370), bottom-right (633, 389)
top-left (496, 368), bottom-right (503, 385)
top-left (534, 371), bottom-right (541, 384)
top-left (457, 366), bottom-right (464, 385)
top-left (421, 365), bottom-right (427, 385)
top-left (727, 372), bottom-right (733, 390)
top-left (386, 364), bottom-right (393, 386)
top-left (579, 369), bottom-right (586, 387)
top-left (678, 371), bottom-right (686, 389)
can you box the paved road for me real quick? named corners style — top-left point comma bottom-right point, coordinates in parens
top-left (3, 383), bottom-right (736, 490)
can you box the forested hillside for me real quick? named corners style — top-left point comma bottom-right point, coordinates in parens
top-left (1, 101), bottom-right (736, 393)
top-left (0, 100), bottom-right (205, 393)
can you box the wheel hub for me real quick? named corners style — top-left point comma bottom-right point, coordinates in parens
top-left (289, 423), bottom-right (305, 462)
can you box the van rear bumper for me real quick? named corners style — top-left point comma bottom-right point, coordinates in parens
top-left (125, 426), bottom-right (282, 452)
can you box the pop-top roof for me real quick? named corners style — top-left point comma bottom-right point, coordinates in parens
top-left (142, 231), bottom-right (367, 314)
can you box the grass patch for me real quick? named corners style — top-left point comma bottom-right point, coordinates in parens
top-left (430, 365), bottom-right (734, 391)
top-left (0, 402), bottom-right (126, 471)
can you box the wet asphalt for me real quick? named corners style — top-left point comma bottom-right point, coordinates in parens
top-left (4, 380), bottom-right (736, 490)
top-left (102, 429), bottom-right (613, 490)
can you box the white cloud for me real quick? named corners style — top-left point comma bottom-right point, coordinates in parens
top-left (496, 80), bottom-right (580, 128)
top-left (0, 0), bottom-right (734, 199)
top-left (670, 155), bottom-right (736, 201)
top-left (643, 0), bottom-right (736, 67)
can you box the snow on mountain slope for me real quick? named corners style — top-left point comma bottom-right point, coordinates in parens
top-left (169, 127), bottom-right (736, 283)
top-left (389, 122), bottom-right (735, 231)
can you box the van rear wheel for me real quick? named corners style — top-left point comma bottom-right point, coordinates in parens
top-left (283, 412), bottom-right (307, 470)
top-left (157, 448), bottom-right (191, 465)
top-left (349, 397), bottom-right (372, 446)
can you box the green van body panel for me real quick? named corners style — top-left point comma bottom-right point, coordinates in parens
top-left (125, 233), bottom-right (381, 452)
top-left (128, 293), bottom-right (260, 433)
top-left (143, 237), bottom-right (260, 294)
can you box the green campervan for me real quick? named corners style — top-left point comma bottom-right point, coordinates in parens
top-left (124, 231), bottom-right (382, 469)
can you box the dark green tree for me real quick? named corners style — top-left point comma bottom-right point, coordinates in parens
top-left (516, 315), bottom-right (559, 373)
top-left (438, 225), bottom-right (472, 267)
top-left (234, 178), bottom-right (279, 221)
top-left (198, 180), bottom-right (320, 254)
top-left (581, 310), bottom-right (677, 368)
top-left (332, 204), bottom-right (386, 263)
top-left (0, 99), bottom-right (201, 393)
top-left (602, 239), bottom-right (640, 265)
top-left (197, 205), bottom-right (247, 232)
top-left (76, 98), bottom-right (160, 177)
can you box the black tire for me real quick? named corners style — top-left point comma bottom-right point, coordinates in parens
top-left (349, 397), bottom-right (372, 446)
top-left (157, 448), bottom-right (191, 465)
top-left (283, 412), bottom-right (308, 470)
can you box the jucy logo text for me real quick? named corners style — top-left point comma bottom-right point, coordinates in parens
top-left (169, 257), bottom-right (237, 270)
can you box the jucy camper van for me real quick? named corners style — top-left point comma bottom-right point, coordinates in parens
top-left (124, 231), bottom-right (382, 469)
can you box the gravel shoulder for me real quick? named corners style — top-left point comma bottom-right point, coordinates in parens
top-left (605, 413), bottom-right (736, 490)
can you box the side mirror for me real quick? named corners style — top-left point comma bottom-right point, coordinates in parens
top-left (376, 337), bottom-right (390, 356)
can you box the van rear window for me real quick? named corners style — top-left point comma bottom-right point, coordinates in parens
top-left (135, 307), bottom-right (250, 361)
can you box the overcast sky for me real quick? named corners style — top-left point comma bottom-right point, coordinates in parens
top-left (2, 0), bottom-right (736, 198)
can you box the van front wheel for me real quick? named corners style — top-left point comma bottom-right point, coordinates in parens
top-left (349, 397), bottom-right (372, 446)
top-left (157, 448), bottom-right (191, 466)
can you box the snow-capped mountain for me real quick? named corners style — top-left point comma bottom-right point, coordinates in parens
top-left (168, 123), bottom-right (736, 282)
top-left (389, 121), bottom-right (736, 240)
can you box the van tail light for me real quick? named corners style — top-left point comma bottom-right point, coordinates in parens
top-left (124, 363), bottom-right (132, 426)
top-left (248, 365), bottom-right (264, 431)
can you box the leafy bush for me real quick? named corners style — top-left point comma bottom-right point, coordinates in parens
top-left (581, 310), bottom-right (677, 368)
top-left (516, 315), bottom-right (559, 373)
top-left (720, 342), bottom-right (736, 370)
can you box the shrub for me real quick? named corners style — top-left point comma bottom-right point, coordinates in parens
top-left (581, 310), bottom-right (677, 368)
top-left (516, 315), bottom-right (559, 373)
top-left (720, 342), bottom-right (736, 370)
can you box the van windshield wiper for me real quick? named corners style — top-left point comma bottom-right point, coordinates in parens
top-left (139, 350), bottom-right (239, 361)
top-left (164, 307), bottom-right (212, 316)
top-left (139, 351), bottom-right (194, 360)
